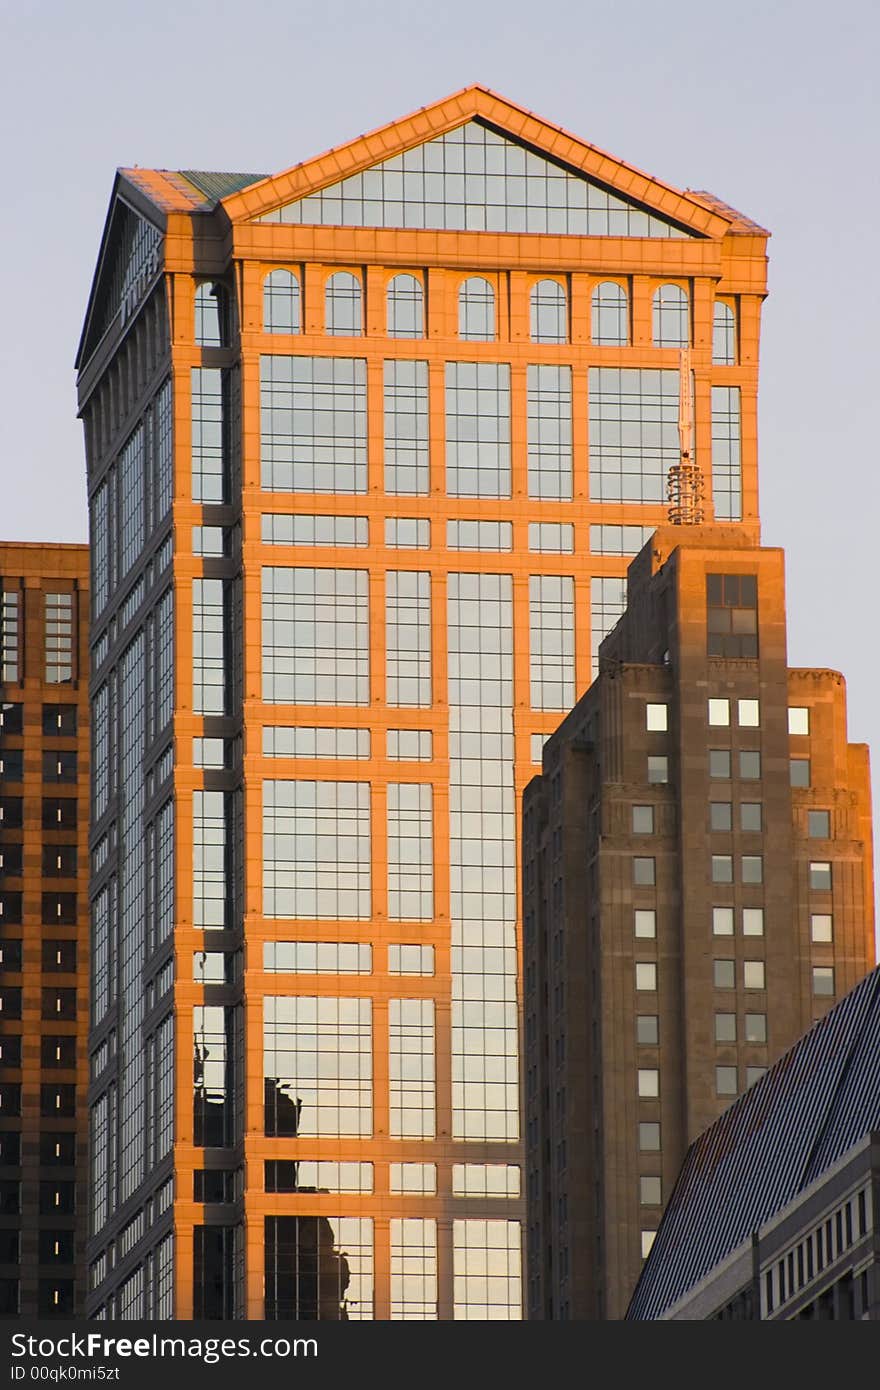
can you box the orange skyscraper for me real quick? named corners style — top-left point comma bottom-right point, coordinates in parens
top-left (76, 86), bottom-right (770, 1319)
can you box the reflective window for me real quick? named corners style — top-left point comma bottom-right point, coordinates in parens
top-left (446, 363), bottom-right (511, 497)
top-left (743, 960), bottom-right (765, 990)
top-left (452, 1220), bottom-right (521, 1320)
top-left (591, 576), bottom-right (627, 675)
top-left (715, 1012), bottom-right (736, 1042)
top-left (386, 518), bottom-right (430, 549)
top-left (716, 1065), bottom-right (737, 1096)
top-left (712, 386), bottom-right (742, 521)
top-left (640, 1176), bottom-right (662, 1206)
top-left (707, 573), bottom-right (758, 659)
top-left (391, 1218), bottom-right (437, 1320)
top-left (0, 595), bottom-right (20, 682)
top-left (529, 577), bottom-right (575, 711)
top-left (589, 524), bottom-right (653, 556)
top-left (589, 368), bottom-right (679, 503)
top-left (263, 269), bottom-right (301, 334)
top-left (530, 280), bottom-right (567, 343)
top-left (809, 861), bottom-right (832, 891)
top-left (387, 784), bottom-right (434, 920)
top-left (639, 1121), bottom-right (660, 1151)
top-left (259, 120), bottom-right (689, 239)
top-left (447, 520), bottom-right (512, 551)
top-left (741, 802), bottom-right (762, 831)
top-left (384, 361), bottom-right (429, 495)
top-left (529, 733), bottom-right (548, 764)
top-left (788, 707), bottom-right (810, 736)
top-left (712, 301), bottom-right (736, 365)
top-left (262, 567), bottom-right (369, 704)
top-left (265, 1215), bottom-right (373, 1320)
top-left (386, 571), bottom-right (431, 706)
top-left (714, 959), bottom-right (735, 989)
top-left (709, 749), bottom-right (731, 779)
top-left (192, 525), bottom-right (225, 556)
top-left (262, 726), bottom-right (370, 759)
top-left (388, 944), bottom-right (434, 975)
top-left (265, 1160), bottom-right (373, 1193)
top-left (745, 1013), bottom-right (767, 1043)
top-left (193, 790), bottom-right (227, 927)
top-left (192, 579), bottom-right (227, 714)
top-left (118, 426), bottom-right (145, 577)
top-left (710, 802), bottom-right (732, 832)
top-left (387, 729), bottom-right (432, 761)
top-left (591, 281), bottom-right (628, 345)
top-left (325, 271), bottom-right (362, 336)
top-left (452, 1164), bottom-right (520, 1198)
top-left (261, 356), bottom-right (367, 494)
top-left (808, 810), bottom-right (830, 838)
top-left (632, 807), bottom-right (654, 835)
top-left (262, 514), bottom-right (368, 547)
top-left (264, 941), bottom-right (371, 974)
top-left (637, 1015), bottom-right (659, 1045)
top-left (528, 523), bottom-right (573, 553)
top-left (712, 854), bottom-right (733, 884)
top-left (790, 758), bottom-right (810, 787)
top-left (637, 1068), bottom-right (659, 1098)
top-left (458, 277), bottom-right (495, 340)
top-left (812, 966), bottom-right (834, 996)
top-left (527, 365), bottom-right (572, 500)
top-left (743, 907), bottom-right (764, 936)
top-left (194, 282), bottom-right (226, 347)
top-left (708, 698), bottom-right (730, 726)
top-left (712, 906), bottom-right (734, 936)
top-left (634, 908), bottom-right (656, 937)
top-left (647, 756), bottom-right (668, 784)
top-left (389, 1164), bottom-right (437, 1194)
top-left (192, 367), bottom-right (227, 503)
top-left (264, 997), bottom-right (372, 1135)
top-left (811, 914), bottom-right (833, 943)
top-left (739, 751), bottom-right (761, 780)
top-left (652, 284), bottom-right (689, 347)
top-left (633, 857), bottom-right (655, 886)
top-left (389, 999), bottom-right (435, 1137)
top-left (646, 703), bottom-right (668, 732)
top-left (741, 854), bottom-right (763, 884)
top-left (635, 963), bottom-right (657, 991)
top-left (386, 274), bottom-right (424, 338)
top-left (263, 780), bottom-right (371, 919)
top-left (44, 594), bottom-right (74, 684)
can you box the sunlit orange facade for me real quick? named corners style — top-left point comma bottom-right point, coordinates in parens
top-left (76, 86), bottom-right (770, 1319)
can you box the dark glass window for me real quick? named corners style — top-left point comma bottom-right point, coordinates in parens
top-left (0, 1133), bottom-right (20, 1165)
top-left (0, 751), bottom-right (23, 781)
top-left (739, 750), bottom-right (761, 780)
top-left (42, 705), bottom-right (77, 737)
top-left (707, 573), bottom-right (758, 658)
top-left (0, 1036), bottom-right (22, 1067)
top-left (41, 845), bottom-right (77, 877)
top-left (265, 1215), bottom-right (351, 1320)
top-left (0, 892), bottom-right (22, 923)
top-left (710, 802), bottom-right (732, 831)
top-left (0, 1182), bottom-right (21, 1214)
top-left (40, 1085), bottom-right (75, 1117)
top-left (42, 751), bottom-right (77, 784)
top-left (39, 1182), bottom-right (74, 1215)
top-left (42, 940), bottom-right (77, 973)
top-left (0, 940), bottom-right (22, 970)
top-left (194, 1170), bottom-right (235, 1203)
top-left (42, 799), bottom-right (77, 830)
top-left (808, 809), bottom-right (830, 838)
top-left (0, 1231), bottom-right (19, 1264)
top-left (39, 1133), bottom-right (74, 1166)
top-left (0, 1279), bottom-right (18, 1315)
top-left (38, 1231), bottom-right (74, 1264)
top-left (0, 797), bottom-right (23, 828)
top-left (40, 1037), bottom-right (76, 1069)
top-left (193, 1226), bottom-right (235, 1319)
top-left (790, 758), bottom-right (810, 788)
top-left (0, 987), bottom-right (22, 1019)
top-left (265, 1160), bottom-right (299, 1193)
top-left (38, 1279), bottom-right (74, 1316)
top-left (41, 988), bottom-right (76, 1020)
top-left (41, 894), bottom-right (77, 925)
top-left (0, 844), bottom-right (23, 875)
top-left (709, 749), bottom-right (731, 779)
top-left (0, 704), bottom-right (23, 734)
top-left (0, 1083), bottom-right (22, 1116)
top-left (741, 802), bottom-right (762, 832)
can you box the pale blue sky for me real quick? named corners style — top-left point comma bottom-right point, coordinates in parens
top-left (1, 0), bottom-right (877, 914)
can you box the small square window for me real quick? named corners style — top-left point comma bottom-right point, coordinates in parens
top-left (739, 751), bottom-right (761, 780)
top-left (810, 913), bottom-right (833, 944)
top-left (737, 699), bottom-right (760, 727)
top-left (788, 707), bottom-right (810, 735)
top-left (709, 749), bottom-right (731, 779)
top-left (808, 810), bottom-right (830, 838)
top-left (640, 1230), bottom-right (657, 1259)
top-left (710, 802), bottom-right (732, 832)
top-left (647, 756), bottom-right (668, 784)
top-left (635, 963), bottom-right (657, 992)
top-left (716, 1065), bottom-right (737, 1096)
top-left (740, 802), bottom-right (762, 832)
top-left (812, 966), bottom-right (834, 996)
top-left (711, 854), bottom-right (733, 884)
top-left (636, 1015), bottom-right (659, 1045)
top-left (742, 907), bottom-right (764, 937)
top-left (745, 1012), bottom-right (767, 1043)
top-left (714, 959), bottom-right (735, 989)
top-left (632, 805), bottom-right (654, 834)
top-left (714, 1012), bottom-right (736, 1042)
top-left (646, 704), bottom-right (667, 732)
top-left (633, 857), bottom-right (655, 886)
top-left (634, 909), bottom-right (656, 939)
top-left (640, 1176), bottom-right (662, 1206)
top-left (712, 906), bottom-right (734, 936)
top-left (638, 1121), bottom-right (660, 1151)
top-left (637, 1068), bottom-right (659, 1098)
top-left (790, 758), bottom-right (810, 788)
top-left (744, 960), bottom-right (765, 990)
top-left (809, 861), bottom-right (832, 891)
top-left (746, 1066), bottom-right (767, 1087)
top-left (708, 698), bottom-right (730, 726)
top-left (741, 855), bottom-right (763, 884)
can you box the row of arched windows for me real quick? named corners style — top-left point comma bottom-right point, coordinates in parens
top-left (197, 274), bottom-right (737, 359)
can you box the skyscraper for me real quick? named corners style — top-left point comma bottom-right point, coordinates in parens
top-left (75, 85), bottom-right (770, 1319)
top-left (522, 525), bottom-right (874, 1319)
top-left (0, 544), bottom-right (90, 1317)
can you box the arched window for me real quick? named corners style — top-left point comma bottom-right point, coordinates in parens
top-left (458, 277), bottom-right (495, 341)
top-left (387, 274), bottom-right (424, 338)
top-left (591, 282), bottom-right (628, 346)
top-left (712, 301), bottom-right (736, 365)
top-left (263, 270), bottom-right (301, 334)
top-left (530, 280), bottom-right (567, 343)
top-left (194, 282), bottom-right (227, 347)
top-left (652, 284), bottom-right (689, 348)
top-left (325, 272), bottom-right (362, 336)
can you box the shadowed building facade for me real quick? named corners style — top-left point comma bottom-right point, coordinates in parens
top-left (522, 525), bottom-right (874, 1318)
top-left (75, 85), bottom-right (769, 1319)
top-left (0, 544), bottom-right (90, 1317)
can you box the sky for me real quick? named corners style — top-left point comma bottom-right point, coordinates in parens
top-left (1, 0), bottom-right (878, 915)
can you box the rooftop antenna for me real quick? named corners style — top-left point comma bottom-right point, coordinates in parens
top-left (666, 347), bottom-right (704, 524)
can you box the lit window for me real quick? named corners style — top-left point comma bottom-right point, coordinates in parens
top-left (636, 1015), bottom-right (658, 1045)
top-left (634, 909), bottom-right (656, 939)
top-left (714, 1012), bottom-right (736, 1042)
top-left (640, 1176), bottom-right (662, 1206)
top-left (709, 750), bottom-right (731, 779)
top-left (745, 1013), bottom-right (767, 1043)
top-left (742, 908), bottom-right (764, 937)
top-left (712, 907), bottom-right (734, 937)
top-left (788, 707), bottom-right (810, 735)
top-left (715, 1065), bottom-right (737, 1096)
top-left (641, 1230), bottom-right (657, 1258)
top-left (810, 914), bottom-right (833, 944)
top-left (790, 759), bottom-right (810, 788)
top-left (708, 698), bottom-right (730, 726)
top-left (635, 963), bottom-right (657, 992)
top-left (637, 1068), bottom-right (659, 1099)
top-left (812, 966), bottom-right (835, 996)
top-left (741, 855), bottom-right (763, 884)
top-left (632, 805), bottom-right (654, 834)
top-left (711, 855), bottom-right (733, 884)
top-left (743, 960), bottom-right (765, 990)
top-left (647, 756), bottom-right (668, 784)
top-left (633, 857), bottom-right (655, 886)
top-left (638, 1122), bottom-right (660, 1151)
top-left (808, 810), bottom-right (830, 838)
top-left (740, 802), bottom-right (762, 832)
top-left (809, 861), bottom-right (832, 891)
top-left (710, 802), bottom-right (732, 832)
top-left (646, 703), bottom-right (668, 732)
top-left (714, 959), bottom-right (735, 989)
top-left (738, 699), bottom-right (760, 727)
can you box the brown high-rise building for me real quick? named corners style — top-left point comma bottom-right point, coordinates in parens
top-left (522, 524), bottom-right (875, 1320)
top-left (75, 86), bottom-right (770, 1319)
top-left (0, 544), bottom-right (90, 1317)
